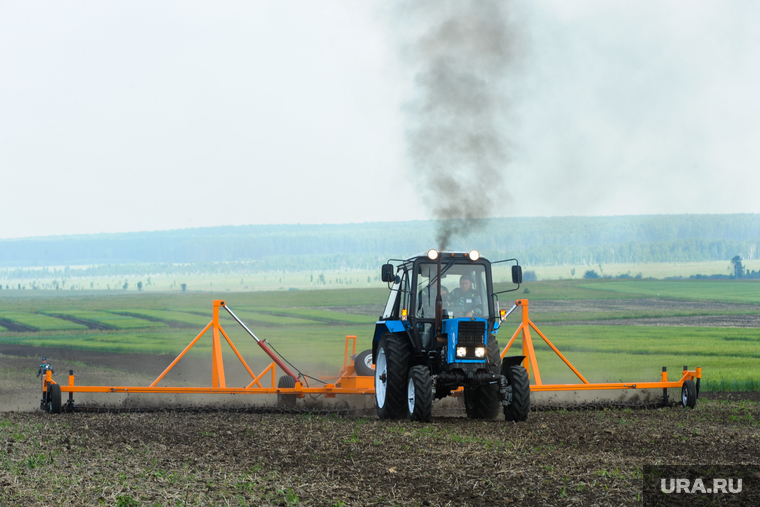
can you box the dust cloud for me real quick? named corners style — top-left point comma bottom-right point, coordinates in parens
top-left (394, 0), bottom-right (523, 250)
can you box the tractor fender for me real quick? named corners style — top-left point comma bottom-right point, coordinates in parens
top-left (501, 355), bottom-right (526, 385)
top-left (372, 321), bottom-right (407, 364)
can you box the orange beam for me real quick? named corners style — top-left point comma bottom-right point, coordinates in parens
top-left (211, 301), bottom-right (226, 388)
top-left (218, 325), bottom-right (258, 382)
top-left (150, 322), bottom-right (212, 388)
top-left (529, 321), bottom-right (589, 384)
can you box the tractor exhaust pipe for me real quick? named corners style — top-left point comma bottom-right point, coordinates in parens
top-left (435, 253), bottom-right (443, 342)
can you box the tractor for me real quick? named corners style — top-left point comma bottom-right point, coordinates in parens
top-left (372, 249), bottom-right (530, 423)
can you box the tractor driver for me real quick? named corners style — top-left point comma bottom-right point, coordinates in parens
top-left (449, 275), bottom-right (483, 318)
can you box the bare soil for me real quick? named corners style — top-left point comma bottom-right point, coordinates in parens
top-left (1, 399), bottom-right (758, 506)
top-left (1, 345), bottom-right (759, 505)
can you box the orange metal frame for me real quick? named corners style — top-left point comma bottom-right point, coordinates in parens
top-left (500, 299), bottom-right (701, 392)
top-left (41, 298), bottom-right (701, 406)
top-left (42, 300), bottom-right (374, 402)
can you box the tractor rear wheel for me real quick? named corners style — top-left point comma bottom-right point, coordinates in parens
top-left (277, 375), bottom-right (297, 408)
top-left (354, 350), bottom-right (375, 376)
top-left (681, 380), bottom-right (697, 408)
top-left (464, 383), bottom-right (501, 419)
top-left (407, 366), bottom-right (433, 423)
top-left (504, 365), bottom-right (530, 422)
top-left (375, 334), bottom-right (411, 420)
top-left (47, 384), bottom-right (61, 414)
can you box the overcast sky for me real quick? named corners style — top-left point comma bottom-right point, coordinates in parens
top-left (1, 1), bottom-right (759, 239)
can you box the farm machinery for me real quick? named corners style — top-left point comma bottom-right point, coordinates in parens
top-left (38, 249), bottom-right (702, 418)
top-left (372, 249), bottom-right (530, 423)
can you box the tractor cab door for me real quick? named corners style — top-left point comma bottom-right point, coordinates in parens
top-left (381, 266), bottom-right (412, 321)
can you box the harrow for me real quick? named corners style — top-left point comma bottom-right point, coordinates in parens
top-left (39, 298), bottom-right (701, 414)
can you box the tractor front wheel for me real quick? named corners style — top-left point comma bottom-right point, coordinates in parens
top-left (407, 366), bottom-right (433, 423)
top-left (375, 334), bottom-right (411, 420)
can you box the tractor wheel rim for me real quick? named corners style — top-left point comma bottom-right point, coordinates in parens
top-left (682, 386), bottom-right (688, 406)
top-left (364, 354), bottom-right (374, 370)
top-left (408, 376), bottom-right (416, 415)
top-left (375, 347), bottom-right (387, 409)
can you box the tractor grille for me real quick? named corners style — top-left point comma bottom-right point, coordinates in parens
top-left (457, 321), bottom-right (486, 346)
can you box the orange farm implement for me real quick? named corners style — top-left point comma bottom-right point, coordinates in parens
top-left (40, 300), bottom-right (373, 414)
top-left (39, 298), bottom-right (701, 414)
top-left (499, 299), bottom-right (701, 406)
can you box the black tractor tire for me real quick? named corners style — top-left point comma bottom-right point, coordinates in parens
top-left (277, 375), bottom-right (297, 408)
top-left (464, 383), bottom-right (501, 419)
top-left (407, 366), bottom-right (433, 423)
top-left (504, 365), bottom-right (530, 422)
top-left (354, 350), bottom-right (375, 377)
top-left (47, 383), bottom-right (62, 414)
top-left (681, 380), bottom-right (697, 409)
top-left (375, 334), bottom-right (412, 420)
top-left (487, 337), bottom-right (501, 375)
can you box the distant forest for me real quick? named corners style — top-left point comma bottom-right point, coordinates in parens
top-left (1, 214), bottom-right (759, 277)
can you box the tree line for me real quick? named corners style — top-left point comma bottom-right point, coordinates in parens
top-left (0, 214), bottom-right (758, 274)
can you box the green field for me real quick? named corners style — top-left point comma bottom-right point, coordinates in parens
top-left (41, 310), bottom-right (166, 330)
top-left (0, 311), bottom-right (88, 331)
top-left (0, 279), bottom-right (758, 390)
top-left (581, 280), bottom-right (760, 304)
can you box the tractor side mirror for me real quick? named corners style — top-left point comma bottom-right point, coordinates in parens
top-left (381, 264), bottom-right (395, 283)
top-left (512, 265), bottom-right (523, 284)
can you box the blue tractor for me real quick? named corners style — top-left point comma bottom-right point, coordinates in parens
top-left (372, 249), bottom-right (530, 423)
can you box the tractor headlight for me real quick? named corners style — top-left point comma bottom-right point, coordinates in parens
top-left (475, 347), bottom-right (486, 358)
top-left (427, 249), bottom-right (439, 260)
top-left (456, 347), bottom-right (467, 358)
top-left (468, 250), bottom-right (480, 261)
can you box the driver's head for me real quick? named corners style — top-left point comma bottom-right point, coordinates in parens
top-left (459, 275), bottom-right (472, 292)
top-left (42, 357), bottom-right (47, 363)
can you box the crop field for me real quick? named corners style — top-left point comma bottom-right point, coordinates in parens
top-left (0, 280), bottom-right (759, 391)
top-left (582, 279), bottom-right (760, 304)
top-left (0, 312), bottom-right (88, 332)
top-left (42, 310), bottom-right (167, 330)
top-left (0, 279), bottom-right (759, 505)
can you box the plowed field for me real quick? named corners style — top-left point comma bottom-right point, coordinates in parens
top-left (1, 395), bottom-right (758, 506)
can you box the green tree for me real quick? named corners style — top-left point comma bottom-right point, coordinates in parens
top-left (137, 281), bottom-right (143, 291)
top-left (730, 255), bottom-right (744, 278)
top-left (181, 283), bottom-right (187, 292)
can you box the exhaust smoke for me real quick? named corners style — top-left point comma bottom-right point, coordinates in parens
top-left (395, 0), bottom-right (522, 250)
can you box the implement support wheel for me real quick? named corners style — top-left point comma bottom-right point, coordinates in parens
top-left (354, 350), bottom-right (375, 377)
top-left (277, 375), bottom-right (297, 408)
top-left (681, 380), bottom-right (697, 409)
top-left (47, 383), bottom-right (62, 414)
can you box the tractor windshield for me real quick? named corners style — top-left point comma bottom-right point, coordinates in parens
top-left (415, 262), bottom-right (491, 320)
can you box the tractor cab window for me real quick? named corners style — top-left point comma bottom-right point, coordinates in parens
top-left (390, 268), bottom-right (411, 319)
top-left (416, 262), bottom-right (490, 320)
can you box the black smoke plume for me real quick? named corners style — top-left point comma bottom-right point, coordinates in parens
top-left (396, 0), bottom-right (521, 250)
